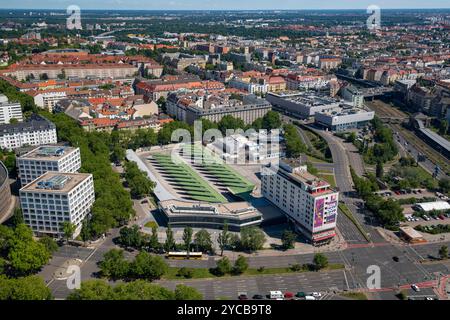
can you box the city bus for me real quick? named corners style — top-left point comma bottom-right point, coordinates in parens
top-left (166, 251), bottom-right (203, 260)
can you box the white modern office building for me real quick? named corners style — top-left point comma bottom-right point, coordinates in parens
top-left (266, 91), bottom-right (341, 118)
top-left (19, 172), bottom-right (95, 238)
top-left (0, 94), bottom-right (23, 124)
top-left (314, 105), bottom-right (375, 132)
top-left (0, 115), bottom-right (57, 150)
top-left (261, 160), bottom-right (339, 245)
top-left (17, 145), bottom-right (81, 186)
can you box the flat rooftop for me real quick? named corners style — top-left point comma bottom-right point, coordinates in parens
top-left (20, 172), bottom-right (91, 193)
top-left (19, 145), bottom-right (78, 161)
top-left (159, 199), bottom-right (261, 219)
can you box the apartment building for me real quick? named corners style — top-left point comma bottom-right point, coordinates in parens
top-left (0, 114), bottom-right (57, 150)
top-left (0, 94), bottom-right (23, 124)
top-left (261, 160), bottom-right (339, 245)
top-left (19, 172), bottom-right (95, 238)
top-left (17, 145), bottom-right (81, 186)
top-left (167, 92), bottom-right (272, 125)
top-left (32, 91), bottom-right (67, 112)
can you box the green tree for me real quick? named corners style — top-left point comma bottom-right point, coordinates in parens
top-left (99, 249), bottom-right (130, 279)
top-left (194, 229), bottom-right (213, 253)
top-left (118, 225), bottom-right (143, 249)
top-left (376, 161), bottom-right (384, 179)
top-left (182, 226), bottom-right (193, 258)
top-left (218, 115), bottom-right (245, 134)
top-left (439, 245), bottom-right (448, 260)
top-left (213, 256), bottom-right (232, 276)
top-left (232, 255), bottom-right (249, 275)
top-left (313, 253), bottom-right (329, 271)
top-left (123, 161), bottom-right (156, 199)
top-left (261, 110), bottom-right (282, 130)
top-left (240, 227), bottom-right (266, 252)
top-left (7, 240), bottom-right (50, 276)
top-left (131, 251), bottom-right (168, 281)
top-left (164, 226), bottom-right (176, 252)
top-left (217, 222), bottom-right (230, 256)
top-left (439, 178), bottom-right (450, 194)
top-left (0, 276), bottom-right (53, 300)
top-left (67, 280), bottom-right (114, 300)
top-left (113, 280), bottom-right (174, 300)
top-left (281, 230), bottom-right (296, 250)
top-left (439, 120), bottom-right (449, 135)
top-left (38, 236), bottom-right (58, 253)
top-left (148, 225), bottom-right (161, 252)
top-left (61, 221), bottom-right (76, 242)
top-left (174, 284), bottom-right (203, 300)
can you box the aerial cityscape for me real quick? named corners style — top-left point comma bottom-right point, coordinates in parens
top-left (0, 3), bottom-right (450, 305)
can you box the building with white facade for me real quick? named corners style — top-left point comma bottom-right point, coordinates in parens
top-left (314, 104), bottom-right (375, 132)
top-left (261, 160), bottom-right (339, 245)
top-left (0, 114), bottom-right (57, 150)
top-left (19, 172), bottom-right (95, 238)
top-left (17, 145), bottom-right (81, 186)
top-left (0, 94), bottom-right (23, 124)
top-left (266, 91), bottom-right (341, 118)
top-left (33, 91), bottom-right (67, 112)
top-left (228, 78), bottom-right (269, 95)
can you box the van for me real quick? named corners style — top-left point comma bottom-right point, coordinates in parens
top-left (270, 291), bottom-right (283, 299)
top-left (305, 295), bottom-right (316, 300)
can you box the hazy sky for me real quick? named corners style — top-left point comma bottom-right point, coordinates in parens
top-left (0, 0), bottom-right (449, 10)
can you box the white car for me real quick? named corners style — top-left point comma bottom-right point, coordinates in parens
top-left (411, 284), bottom-right (420, 292)
top-left (305, 296), bottom-right (316, 300)
top-left (311, 292), bottom-right (322, 298)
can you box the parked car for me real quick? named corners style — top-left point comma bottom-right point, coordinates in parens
top-left (284, 292), bottom-right (294, 299)
top-left (411, 284), bottom-right (420, 292)
top-left (438, 215), bottom-right (445, 220)
top-left (296, 292), bottom-right (306, 298)
top-left (252, 294), bottom-right (264, 300)
top-left (310, 292), bottom-right (322, 298)
top-left (305, 296), bottom-right (316, 300)
top-left (423, 215), bottom-right (431, 221)
top-left (238, 293), bottom-right (248, 300)
top-left (393, 256), bottom-right (400, 262)
top-left (269, 291), bottom-right (284, 299)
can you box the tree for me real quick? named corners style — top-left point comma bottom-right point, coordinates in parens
top-left (194, 229), bottom-right (213, 253)
top-left (439, 120), bottom-right (449, 135)
top-left (439, 245), bottom-right (448, 260)
top-left (439, 178), bottom-right (450, 194)
top-left (176, 267), bottom-right (194, 279)
top-left (0, 276), bottom-right (53, 300)
top-left (61, 221), bottom-right (76, 242)
top-left (148, 225), bottom-right (160, 252)
top-left (67, 280), bottom-right (114, 300)
top-left (232, 255), bottom-right (249, 275)
top-left (7, 240), bottom-right (51, 276)
top-left (182, 226), bottom-right (193, 258)
top-left (313, 253), bottom-right (329, 271)
top-left (118, 225), bottom-right (143, 249)
top-left (131, 251), bottom-right (168, 281)
top-left (281, 230), bottom-right (296, 250)
top-left (261, 110), bottom-right (282, 130)
top-left (213, 257), bottom-right (232, 276)
top-left (218, 115), bottom-right (245, 134)
top-left (217, 222), bottom-right (230, 256)
top-left (376, 161), bottom-right (384, 179)
top-left (174, 284), bottom-right (203, 300)
top-left (240, 227), bottom-right (266, 252)
top-left (113, 280), bottom-right (174, 300)
top-left (164, 226), bottom-right (176, 252)
top-left (99, 249), bottom-right (130, 279)
top-left (123, 161), bottom-right (155, 199)
top-left (38, 236), bottom-right (58, 253)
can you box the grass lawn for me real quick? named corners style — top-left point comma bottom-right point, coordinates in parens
top-left (340, 292), bottom-right (368, 300)
top-left (307, 155), bottom-right (329, 164)
top-left (144, 221), bottom-right (158, 228)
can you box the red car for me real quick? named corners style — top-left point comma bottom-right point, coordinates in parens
top-left (439, 215), bottom-right (445, 220)
top-left (395, 191), bottom-right (401, 195)
top-left (284, 292), bottom-right (294, 299)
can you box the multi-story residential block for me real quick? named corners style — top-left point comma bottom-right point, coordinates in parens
top-left (0, 94), bottom-right (23, 124)
top-left (32, 91), bottom-right (67, 112)
top-left (17, 145), bottom-right (81, 186)
top-left (167, 92), bottom-right (272, 125)
top-left (261, 160), bottom-right (339, 245)
top-left (0, 114), bottom-right (57, 150)
top-left (19, 172), bottom-right (95, 238)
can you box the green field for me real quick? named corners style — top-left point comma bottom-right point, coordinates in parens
top-left (150, 153), bottom-right (227, 203)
